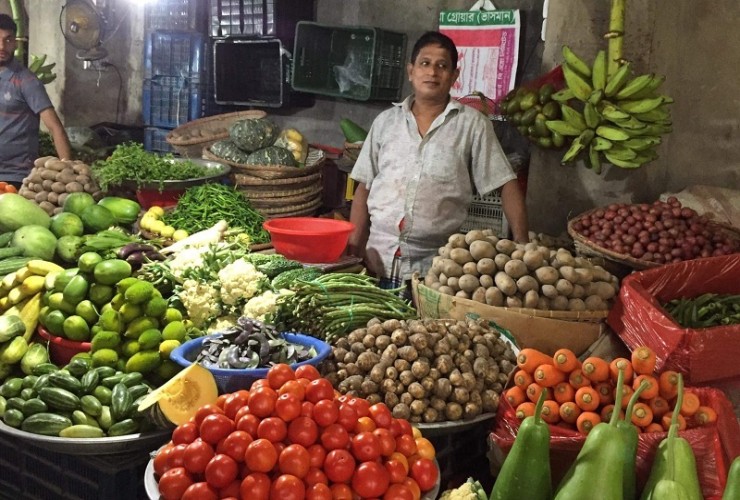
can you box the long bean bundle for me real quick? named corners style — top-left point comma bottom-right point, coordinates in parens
top-left (275, 273), bottom-right (417, 342)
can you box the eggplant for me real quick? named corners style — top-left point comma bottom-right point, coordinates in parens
top-left (143, 250), bottom-right (166, 262)
top-left (125, 251), bottom-right (146, 270)
top-left (118, 242), bottom-right (156, 259)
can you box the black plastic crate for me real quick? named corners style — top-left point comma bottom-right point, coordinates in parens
top-left (144, 31), bottom-right (206, 81)
top-left (142, 76), bottom-right (205, 128)
top-left (145, 0), bottom-right (207, 32)
top-left (209, 0), bottom-right (314, 44)
top-left (292, 22), bottom-right (407, 101)
top-left (144, 126), bottom-right (176, 154)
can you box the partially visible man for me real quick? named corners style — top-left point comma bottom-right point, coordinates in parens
top-left (0, 13), bottom-right (71, 187)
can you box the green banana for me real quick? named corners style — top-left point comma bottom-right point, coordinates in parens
top-left (560, 104), bottom-right (587, 131)
top-left (601, 105), bottom-right (631, 121)
top-left (612, 116), bottom-right (648, 130)
top-left (545, 120), bottom-right (584, 137)
top-left (28, 53), bottom-right (46, 73)
top-left (624, 123), bottom-right (672, 137)
top-left (588, 143), bottom-right (603, 174)
top-left (623, 136), bottom-right (661, 151)
top-left (633, 149), bottom-right (659, 164)
top-left (562, 45), bottom-right (592, 78)
top-left (633, 106), bottom-right (671, 123)
top-left (562, 63), bottom-right (594, 102)
top-left (596, 125), bottom-right (631, 141)
top-left (588, 89), bottom-right (604, 105)
top-left (551, 131), bottom-right (566, 148)
top-left (592, 137), bottom-right (614, 151)
top-left (591, 50), bottom-right (607, 91)
top-left (620, 96), bottom-right (667, 114)
top-left (551, 88), bottom-right (575, 102)
top-left (584, 102), bottom-right (601, 129)
top-left (605, 145), bottom-right (638, 161)
top-left (629, 74), bottom-right (666, 100)
top-left (37, 62), bottom-right (56, 74)
top-left (615, 73), bottom-right (656, 100)
top-left (604, 151), bottom-right (642, 168)
top-left (604, 62), bottom-right (632, 97)
top-left (561, 129), bottom-right (595, 163)
top-left (38, 73), bottom-right (57, 84)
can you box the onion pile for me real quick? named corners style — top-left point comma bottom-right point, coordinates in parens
top-left (572, 197), bottom-right (739, 264)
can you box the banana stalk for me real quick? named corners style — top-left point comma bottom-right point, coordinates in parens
top-left (606, 0), bottom-right (625, 78)
top-left (10, 0), bottom-right (24, 61)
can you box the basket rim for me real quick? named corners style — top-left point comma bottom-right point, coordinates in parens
top-left (166, 110), bottom-right (267, 146)
top-left (205, 147), bottom-right (325, 179)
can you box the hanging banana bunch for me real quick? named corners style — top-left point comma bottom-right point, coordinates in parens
top-left (28, 54), bottom-right (57, 85)
top-left (499, 83), bottom-right (568, 150)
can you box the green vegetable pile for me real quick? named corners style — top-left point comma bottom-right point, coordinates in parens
top-left (162, 183), bottom-right (270, 244)
top-left (662, 293), bottom-right (740, 328)
top-left (91, 142), bottom-right (208, 191)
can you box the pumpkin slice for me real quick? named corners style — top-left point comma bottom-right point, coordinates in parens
top-left (138, 363), bottom-right (218, 427)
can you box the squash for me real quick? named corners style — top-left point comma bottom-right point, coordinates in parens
top-left (97, 197), bottom-right (141, 225)
top-left (0, 314), bottom-right (26, 343)
top-left (245, 146), bottom-right (297, 167)
top-left (274, 128), bottom-right (308, 164)
top-left (0, 193), bottom-right (51, 232)
top-left (229, 118), bottom-right (279, 153)
top-left (137, 363), bottom-right (218, 427)
top-left (210, 140), bottom-right (251, 164)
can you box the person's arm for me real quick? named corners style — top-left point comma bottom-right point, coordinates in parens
top-left (500, 178), bottom-right (529, 243)
top-left (348, 182), bottom-right (370, 258)
top-left (39, 108), bottom-right (72, 160)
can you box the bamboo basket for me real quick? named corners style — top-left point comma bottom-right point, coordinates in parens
top-left (203, 147), bottom-right (325, 181)
top-left (165, 110), bottom-right (267, 158)
top-left (259, 196), bottom-right (323, 218)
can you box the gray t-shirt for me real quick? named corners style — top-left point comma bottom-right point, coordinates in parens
top-left (351, 95), bottom-right (516, 280)
top-left (0, 59), bottom-right (53, 183)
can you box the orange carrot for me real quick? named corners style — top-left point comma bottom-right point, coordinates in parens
top-left (661, 411), bottom-right (686, 431)
top-left (694, 406), bottom-right (718, 426)
top-left (559, 401), bottom-right (582, 424)
top-left (599, 404), bottom-right (623, 422)
top-left (505, 386), bottom-right (527, 408)
top-left (540, 400), bottom-right (561, 424)
top-left (658, 370), bottom-right (680, 400)
top-left (679, 392), bottom-right (701, 417)
top-left (631, 346), bottom-right (657, 375)
top-left (534, 364), bottom-right (567, 388)
top-left (513, 369), bottom-right (534, 391)
top-left (609, 357), bottom-right (634, 384)
top-left (614, 384), bottom-right (635, 409)
top-left (576, 411), bottom-right (601, 435)
top-left (581, 357), bottom-right (610, 383)
top-left (630, 402), bottom-right (654, 427)
top-left (595, 382), bottom-right (615, 406)
top-left (553, 382), bottom-right (575, 404)
top-left (526, 383), bottom-right (551, 404)
top-left (647, 396), bottom-right (670, 420)
top-left (517, 348), bottom-right (553, 373)
top-left (568, 369), bottom-right (591, 389)
top-left (633, 375), bottom-right (659, 400)
top-left (552, 348), bottom-right (578, 373)
top-left (575, 386), bottom-right (600, 412)
top-left (515, 402), bottom-right (536, 420)
top-left (643, 422), bottom-right (664, 434)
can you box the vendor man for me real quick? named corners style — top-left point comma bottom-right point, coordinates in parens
top-left (348, 31), bottom-right (528, 292)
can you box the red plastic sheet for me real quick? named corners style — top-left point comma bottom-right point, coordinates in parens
top-left (607, 254), bottom-right (740, 383)
top-left (490, 387), bottom-right (740, 499)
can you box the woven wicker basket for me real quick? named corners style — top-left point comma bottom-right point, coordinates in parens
top-left (234, 171), bottom-right (322, 190)
top-left (259, 196), bottom-right (323, 218)
top-left (343, 141), bottom-right (364, 163)
top-left (242, 184), bottom-right (322, 199)
top-left (165, 110), bottom-right (267, 158)
top-left (204, 148), bottom-right (325, 181)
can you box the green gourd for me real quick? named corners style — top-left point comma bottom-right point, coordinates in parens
top-left (229, 118), bottom-right (279, 152)
top-left (210, 140), bottom-right (250, 164)
top-left (245, 146), bottom-right (297, 167)
top-left (723, 456), bottom-right (740, 500)
top-left (617, 379), bottom-right (651, 500)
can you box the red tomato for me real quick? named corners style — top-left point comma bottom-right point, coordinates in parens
top-left (235, 413), bottom-right (260, 437)
top-left (323, 449), bottom-right (356, 483)
top-left (307, 443), bottom-right (327, 468)
top-left (240, 473), bottom-right (271, 500)
top-left (394, 418), bottom-right (413, 437)
top-left (305, 378), bottom-right (334, 404)
top-left (275, 393), bottom-right (302, 422)
top-left (257, 416), bottom-right (288, 443)
top-left (320, 423), bottom-right (349, 450)
top-left (383, 484), bottom-right (414, 500)
top-left (395, 434), bottom-right (418, 458)
top-left (329, 483), bottom-right (353, 499)
top-left (245, 439), bottom-right (278, 473)
top-left (250, 379), bottom-right (271, 391)
top-left (415, 437), bottom-right (435, 460)
top-left (389, 453), bottom-right (409, 474)
top-left (267, 364), bottom-right (296, 390)
top-left (352, 461), bottom-right (390, 498)
top-left (216, 431), bottom-right (253, 463)
top-left (373, 428), bottom-right (396, 457)
top-left (296, 377), bottom-right (312, 389)
top-left (200, 414), bottom-right (236, 445)
top-left (234, 405), bottom-right (252, 424)
top-left (158, 467), bottom-right (193, 500)
top-left (279, 380), bottom-right (306, 400)
top-left (195, 404), bottom-right (225, 427)
top-left (205, 454), bottom-right (238, 489)
top-left (223, 391), bottom-right (250, 420)
top-left (216, 394), bottom-right (229, 410)
top-left (369, 404), bottom-right (393, 429)
top-left (347, 398), bottom-right (370, 418)
top-left (183, 439), bottom-right (216, 474)
top-left (312, 399), bottom-right (339, 427)
top-left (306, 483), bottom-right (332, 500)
top-left (385, 459), bottom-right (408, 484)
top-left (154, 442), bottom-right (175, 477)
top-left (270, 474), bottom-right (306, 500)
top-left (301, 401), bottom-right (315, 418)
top-left (351, 432), bottom-right (381, 462)
top-left (304, 467), bottom-right (329, 487)
top-left (165, 444), bottom-right (188, 470)
top-left (336, 404), bottom-right (358, 432)
top-left (172, 422), bottom-right (199, 445)
top-left (279, 443), bottom-right (311, 478)
top-left (249, 387), bottom-right (278, 418)
top-left (295, 364), bottom-right (321, 381)
top-left (218, 479), bottom-right (241, 499)
top-left (287, 416), bottom-right (319, 447)
top-left (410, 457), bottom-right (438, 492)
top-left (402, 477), bottom-right (421, 499)
top-left (181, 481), bottom-right (218, 500)
top-left (355, 416), bottom-right (376, 433)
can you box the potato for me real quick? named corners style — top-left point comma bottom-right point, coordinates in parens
top-left (469, 240), bottom-right (496, 261)
top-left (485, 235), bottom-right (500, 246)
top-left (571, 284), bottom-right (586, 299)
top-left (72, 163), bottom-right (90, 175)
top-left (41, 179), bottom-right (54, 191)
top-left (471, 287), bottom-right (486, 303)
top-left (447, 276), bottom-right (460, 292)
top-left (66, 182), bottom-right (84, 193)
top-left (464, 229), bottom-right (487, 245)
top-left (462, 261), bottom-right (479, 277)
top-left (588, 281), bottom-right (616, 300)
top-left (574, 257), bottom-right (594, 269)
top-left (450, 248), bottom-right (474, 265)
top-left (573, 268), bottom-right (594, 285)
top-left (555, 249), bottom-right (576, 267)
top-left (46, 160), bottom-right (67, 171)
top-left (584, 295), bottom-right (607, 311)
top-left (40, 168), bottom-right (58, 181)
top-left (448, 233), bottom-right (467, 249)
top-left (39, 201), bottom-right (55, 214)
top-left (524, 242), bottom-right (539, 252)
top-left (476, 258), bottom-right (495, 276)
top-left (51, 181), bottom-right (67, 193)
top-left (538, 246), bottom-right (551, 263)
top-left (534, 266), bottom-right (559, 285)
top-left (34, 156), bottom-right (54, 168)
top-left (34, 191), bottom-right (48, 203)
top-left (458, 274), bottom-right (480, 294)
top-left (555, 279), bottom-right (574, 297)
top-left (495, 239), bottom-right (516, 255)
top-left (439, 246), bottom-right (451, 258)
top-left (58, 168), bottom-right (78, 185)
top-left (568, 298), bottom-right (586, 311)
top-left (424, 272), bottom-right (438, 287)
top-left (455, 290), bottom-right (470, 299)
top-left (550, 295), bottom-right (569, 310)
top-left (494, 253), bottom-right (510, 271)
top-left (494, 272), bottom-right (517, 296)
top-left (541, 284), bottom-right (558, 299)
top-left (592, 265), bottom-right (612, 282)
top-left (485, 286), bottom-right (504, 306)
top-left (431, 256), bottom-right (444, 275)
top-left (438, 285), bottom-right (454, 296)
top-left (522, 250), bottom-right (544, 270)
top-left (503, 259), bottom-right (528, 279)
top-left (441, 259), bottom-right (463, 278)
top-left (479, 274), bottom-right (494, 288)
top-left (523, 289), bottom-right (539, 309)
top-left (537, 297), bottom-right (550, 310)
top-left (510, 249), bottom-right (525, 260)
top-left (506, 296), bottom-right (523, 308)
top-left (52, 206), bottom-right (63, 215)
top-left (516, 275), bottom-right (539, 294)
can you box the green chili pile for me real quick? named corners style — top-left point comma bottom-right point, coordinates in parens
top-left (662, 293), bottom-right (740, 328)
top-left (162, 183), bottom-right (270, 244)
top-left (275, 273), bottom-right (417, 342)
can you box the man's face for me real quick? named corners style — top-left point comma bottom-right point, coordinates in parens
top-left (406, 43), bottom-right (459, 101)
top-left (0, 28), bottom-right (16, 67)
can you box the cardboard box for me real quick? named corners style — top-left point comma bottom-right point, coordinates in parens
top-left (412, 279), bottom-right (604, 356)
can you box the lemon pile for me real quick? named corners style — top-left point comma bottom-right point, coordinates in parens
top-left (139, 206), bottom-right (188, 242)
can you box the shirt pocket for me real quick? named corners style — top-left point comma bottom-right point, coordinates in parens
top-left (424, 148), bottom-right (463, 182)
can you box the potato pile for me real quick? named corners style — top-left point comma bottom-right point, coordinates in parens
top-left (320, 317), bottom-right (517, 424)
top-left (424, 229), bottom-right (619, 311)
top-left (19, 156), bottom-right (102, 215)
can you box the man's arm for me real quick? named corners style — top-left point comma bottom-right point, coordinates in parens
top-left (500, 178), bottom-right (529, 242)
top-left (39, 108), bottom-right (72, 160)
top-left (348, 182), bottom-right (370, 258)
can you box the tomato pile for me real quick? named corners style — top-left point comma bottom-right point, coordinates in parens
top-left (153, 364), bottom-right (439, 500)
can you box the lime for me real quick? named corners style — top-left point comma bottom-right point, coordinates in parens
top-left (43, 309), bottom-right (67, 336)
top-left (78, 252), bottom-right (103, 273)
top-left (163, 308), bottom-right (183, 324)
top-left (161, 320), bottom-right (186, 342)
top-left (119, 303), bottom-right (142, 324)
top-left (50, 212), bottom-right (84, 238)
top-left (48, 292), bottom-right (77, 315)
top-left (121, 340), bottom-right (141, 358)
top-left (98, 308), bottom-right (123, 333)
top-left (138, 329), bottom-right (162, 350)
top-left (140, 215), bottom-right (156, 231)
top-left (63, 315), bottom-right (91, 342)
top-left (158, 340), bottom-right (180, 359)
top-left (88, 283), bottom-right (114, 306)
top-left (75, 300), bottom-right (99, 325)
top-left (91, 348), bottom-right (119, 368)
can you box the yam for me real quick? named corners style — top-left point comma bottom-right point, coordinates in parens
top-left (450, 248), bottom-right (474, 265)
top-left (494, 272), bottom-right (517, 296)
top-left (503, 259), bottom-right (528, 279)
top-left (485, 287), bottom-right (504, 306)
top-left (476, 258), bottom-right (495, 276)
top-left (469, 240), bottom-right (496, 261)
top-left (494, 253), bottom-right (510, 271)
top-left (523, 289), bottom-right (539, 309)
top-left (495, 239), bottom-right (516, 255)
top-left (441, 259), bottom-right (464, 278)
top-left (462, 261), bottom-right (479, 277)
top-left (479, 274), bottom-right (494, 288)
top-left (534, 266), bottom-right (559, 285)
top-left (522, 250), bottom-right (544, 270)
top-left (516, 275), bottom-right (539, 294)
top-left (458, 274), bottom-right (480, 294)
top-left (464, 229), bottom-right (487, 245)
top-left (448, 233), bottom-right (467, 249)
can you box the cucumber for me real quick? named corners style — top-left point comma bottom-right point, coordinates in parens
top-left (32, 363), bottom-right (60, 376)
top-left (3, 408), bottom-right (24, 427)
top-left (66, 357), bottom-right (92, 378)
top-left (0, 377), bottom-right (23, 398)
top-left (20, 387), bottom-right (36, 401)
top-left (21, 375), bottom-right (38, 389)
top-left (101, 373), bottom-right (127, 388)
top-left (80, 395), bottom-right (102, 417)
top-left (48, 371), bottom-right (83, 394)
top-left (80, 370), bottom-right (100, 394)
top-left (22, 397), bottom-right (48, 416)
top-left (0, 247), bottom-right (24, 259)
top-left (94, 366), bottom-right (117, 379)
top-left (97, 405), bottom-right (113, 430)
top-left (120, 372), bottom-right (144, 388)
top-left (127, 384), bottom-right (151, 400)
top-left (0, 231), bottom-right (14, 247)
top-left (6, 397), bottom-right (25, 413)
top-left (107, 418), bottom-right (139, 437)
top-left (72, 410), bottom-right (89, 426)
top-left (21, 412), bottom-right (73, 435)
top-left (38, 387), bottom-right (81, 412)
top-left (111, 383), bottom-right (133, 421)
top-left (59, 424), bottom-right (105, 438)
top-left (92, 385), bottom-right (112, 406)
top-left (339, 118), bottom-right (369, 143)
top-left (0, 257), bottom-right (34, 275)
top-left (33, 374), bottom-right (51, 392)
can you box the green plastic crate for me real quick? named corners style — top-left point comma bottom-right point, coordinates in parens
top-left (292, 22), bottom-right (407, 101)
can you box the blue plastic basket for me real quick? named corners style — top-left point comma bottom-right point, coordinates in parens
top-left (169, 333), bottom-right (331, 393)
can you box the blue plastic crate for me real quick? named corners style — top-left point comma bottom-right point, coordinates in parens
top-left (144, 31), bottom-right (205, 81)
top-left (142, 76), bottom-right (204, 128)
top-left (145, 0), bottom-right (206, 32)
top-left (144, 127), bottom-right (175, 154)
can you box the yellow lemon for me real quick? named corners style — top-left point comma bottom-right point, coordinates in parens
top-left (172, 229), bottom-right (189, 241)
top-left (149, 220), bottom-right (166, 234)
top-left (161, 225), bottom-right (176, 238)
top-left (148, 206), bottom-right (165, 218)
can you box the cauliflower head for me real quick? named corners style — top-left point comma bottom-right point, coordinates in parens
top-left (242, 290), bottom-right (282, 321)
top-left (218, 258), bottom-right (267, 306)
top-left (178, 279), bottom-right (221, 328)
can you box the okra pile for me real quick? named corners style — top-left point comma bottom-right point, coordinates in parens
top-left (662, 293), bottom-right (740, 328)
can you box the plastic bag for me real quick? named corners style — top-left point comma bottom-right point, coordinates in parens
top-left (607, 254), bottom-right (740, 383)
top-left (490, 386), bottom-right (739, 499)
